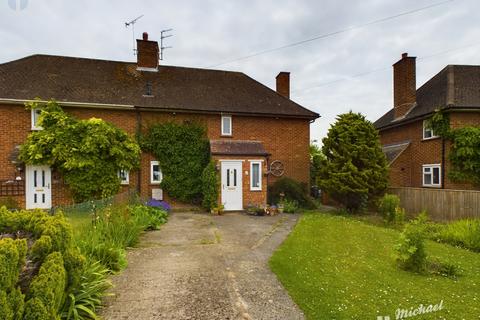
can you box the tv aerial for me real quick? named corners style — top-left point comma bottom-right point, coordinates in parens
top-left (125, 14), bottom-right (144, 55)
top-left (160, 28), bottom-right (173, 60)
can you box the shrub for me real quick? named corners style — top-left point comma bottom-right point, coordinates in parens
top-left (129, 205), bottom-right (168, 230)
top-left (141, 122), bottom-right (210, 203)
top-left (394, 215), bottom-right (427, 272)
top-left (0, 197), bottom-right (19, 210)
top-left (23, 297), bottom-right (49, 320)
top-left (201, 160), bottom-right (219, 210)
top-left (0, 288), bottom-right (24, 320)
top-left (0, 238), bottom-right (27, 289)
top-left (281, 199), bottom-right (299, 214)
top-left (432, 219), bottom-right (480, 252)
top-left (378, 194), bottom-right (401, 224)
top-left (62, 260), bottom-right (111, 320)
top-left (269, 177), bottom-right (316, 209)
top-left (394, 207), bottom-right (406, 225)
top-left (318, 112), bottom-right (388, 212)
top-left (27, 252), bottom-right (67, 318)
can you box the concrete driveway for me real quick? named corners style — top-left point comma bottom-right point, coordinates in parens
top-left (101, 211), bottom-right (304, 320)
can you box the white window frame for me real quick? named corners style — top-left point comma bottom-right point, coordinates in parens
top-left (31, 108), bottom-right (42, 130)
top-left (150, 161), bottom-right (163, 184)
top-left (249, 160), bottom-right (262, 191)
top-left (422, 120), bottom-right (438, 140)
top-left (118, 169), bottom-right (130, 185)
top-left (422, 164), bottom-right (441, 187)
top-left (221, 115), bottom-right (232, 136)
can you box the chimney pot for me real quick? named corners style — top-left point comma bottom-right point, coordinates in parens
top-left (143, 32), bottom-right (148, 40)
top-left (402, 52), bottom-right (408, 58)
top-left (276, 72), bottom-right (290, 99)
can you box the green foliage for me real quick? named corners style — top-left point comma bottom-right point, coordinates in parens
top-left (432, 219), bottom-right (480, 252)
top-left (0, 288), bottom-right (24, 320)
top-left (23, 298), bottom-right (49, 320)
top-left (201, 160), bottom-right (219, 210)
top-left (281, 199), bottom-right (299, 214)
top-left (19, 100), bottom-right (141, 202)
top-left (0, 238), bottom-right (27, 289)
top-left (30, 235), bottom-right (52, 262)
top-left (269, 177), bottom-right (316, 209)
top-left (129, 205), bottom-right (168, 230)
top-left (62, 260), bottom-right (111, 320)
top-left (378, 194), bottom-right (404, 225)
top-left (309, 143), bottom-right (325, 186)
top-left (27, 252), bottom-right (67, 318)
top-left (318, 112), bottom-right (388, 212)
top-left (0, 197), bottom-right (19, 210)
top-left (429, 109), bottom-right (480, 186)
top-left (394, 214), bottom-right (428, 272)
top-left (141, 122), bottom-right (210, 203)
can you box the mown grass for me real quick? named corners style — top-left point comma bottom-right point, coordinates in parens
top-left (270, 212), bottom-right (480, 319)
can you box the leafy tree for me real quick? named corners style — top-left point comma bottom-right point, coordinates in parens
top-left (309, 142), bottom-right (325, 187)
top-left (318, 112), bottom-right (388, 212)
top-left (20, 100), bottom-right (141, 202)
top-left (201, 160), bottom-right (219, 210)
top-left (141, 122), bottom-right (210, 203)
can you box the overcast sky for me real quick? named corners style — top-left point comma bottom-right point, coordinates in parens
top-left (2, 0), bottom-right (479, 144)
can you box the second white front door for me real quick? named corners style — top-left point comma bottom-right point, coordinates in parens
top-left (221, 161), bottom-right (243, 211)
top-left (26, 165), bottom-right (52, 210)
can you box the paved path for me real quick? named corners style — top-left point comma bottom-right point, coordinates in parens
top-left (101, 212), bottom-right (304, 320)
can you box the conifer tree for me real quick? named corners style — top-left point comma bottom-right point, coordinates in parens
top-left (318, 112), bottom-right (388, 212)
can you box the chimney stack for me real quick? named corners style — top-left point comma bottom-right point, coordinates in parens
top-left (276, 72), bottom-right (290, 99)
top-left (393, 52), bottom-right (416, 119)
top-left (136, 32), bottom-right (159, 71)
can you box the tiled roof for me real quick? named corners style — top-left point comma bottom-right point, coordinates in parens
top-left (210, 140), bottom-right (269, 156)
top-left (374, 65), bottom-right (480, 129)
top-left (0, 54), bottom-right (319, 119)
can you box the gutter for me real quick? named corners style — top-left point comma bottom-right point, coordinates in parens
top-left (0, 98), bottom-right (319, 120)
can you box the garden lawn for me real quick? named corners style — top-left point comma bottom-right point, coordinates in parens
top-left (270, 212), bottom-right (480, 320)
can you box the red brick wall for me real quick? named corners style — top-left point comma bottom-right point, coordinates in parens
top-left (379, 111), bottom-right (480, 190)
top-left (0, 104), bottom-right (311, 209)
top-left (393, 55), bottom-right (416, 119)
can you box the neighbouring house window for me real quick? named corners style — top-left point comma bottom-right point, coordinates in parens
top-left (151, 161), bottom-right (162, 184)
top-left (31, 108), bottom-right (42, 130)
top-left (250, 161), bottom-right (262, 191)
top-left (423, 120), bottom-right (438, 140)
top-left (118, 170), bottom-right (129, 185)
top-left (422, 164), bottom-right (441, 187)
top-left (221, 115), bottom-right (232, 136)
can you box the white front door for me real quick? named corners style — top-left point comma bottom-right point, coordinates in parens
top-left (221, 161), bottom-right (243, 211)
top-left (26, 165), bottom-right (52, 210)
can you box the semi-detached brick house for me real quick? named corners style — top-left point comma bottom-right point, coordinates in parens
top-left (374, 53), bottom-right (480, 191)
top-left (0, 32), bottom-right (319, 210)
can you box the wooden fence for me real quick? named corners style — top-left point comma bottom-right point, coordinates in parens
top-left (388, 187), bottom-right (480, 221)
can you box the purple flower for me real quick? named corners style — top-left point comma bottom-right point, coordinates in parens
top-left (146, 199), bottom-right (171, 212)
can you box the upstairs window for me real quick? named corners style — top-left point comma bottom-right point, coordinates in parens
top-left (423, 120), bottom-right (438, 140)
top-left (250, 161), bottom-right (262, 191)
top-left (221, 115), bottom-right (232, 136)
top-left (423, 164), bottom-right (441, 187)
top-left (151, 161), bottom-right (163, 184)
top-left (118, 170), bottom-right (130, 185)
top-left (31, 108), bottom-right (42, 130)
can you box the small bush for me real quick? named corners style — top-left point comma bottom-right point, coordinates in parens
top-left (62, 260), bottom-right (111, 320)
top-left (269, 177), bottom-right (316, 209)
top-left (0, 238), bottom-right (27, 290)
top-left (429, 259), bottom-right (459, 278)
top-left (378, 194), bottom-right (401, 224)
top-left (394, 215), bottom-right (427, 273)
top-left (0, 197), bottom-right (19, 210)
top-left (129, 205), bottom-right (168, 230)
top-left (394, 207), bottom-right (406, 225)
top-left (433, 219), bottom-right (480, 252)
top-left (281, 199), bottom-right (299, 214)
top-left (201, 160), bottom-right (219, 210)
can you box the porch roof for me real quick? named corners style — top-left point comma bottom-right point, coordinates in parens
top-left (210, 140), bottom-right (269, 156)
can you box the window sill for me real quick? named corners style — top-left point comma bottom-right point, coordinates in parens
top-left (120, 183), bottom-right (130, 186)
top-left (422, 185), bottom-right (442, 188)
top-left (421, 136), bottom-right (440, 142)
top-left (150, 182), bottom-right (161, 186)
top-left (250, 189), bottom-right (262, 192)
top-left (221, 135), bottom-right (233, 138)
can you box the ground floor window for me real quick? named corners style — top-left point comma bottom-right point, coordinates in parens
top-left (151, 161), bottom-right (163, 184)
top-left (250, 160), bottom-right (262, 191)
top-left (422, 164), bottom-right (441, 187)
top-left (118, 169), bottom-right (129, 185)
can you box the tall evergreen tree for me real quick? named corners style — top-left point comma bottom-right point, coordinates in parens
top-left (318, 112), bottom-right (388, 212)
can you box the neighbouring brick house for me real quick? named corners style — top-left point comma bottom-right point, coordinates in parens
top-left (0, 32), bottom-right (319, 210)
top-left (374, 53), bottom-right (480, 191)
